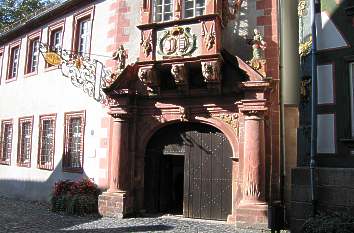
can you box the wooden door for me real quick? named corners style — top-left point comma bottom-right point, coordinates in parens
top-left (183, 126), bottom-right (232, 220)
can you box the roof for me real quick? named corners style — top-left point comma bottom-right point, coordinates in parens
top-left (0, 0), bottom-right (95, 45)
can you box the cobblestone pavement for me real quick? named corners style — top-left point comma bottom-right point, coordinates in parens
top-left (0, 196), bottom-right (273, 233)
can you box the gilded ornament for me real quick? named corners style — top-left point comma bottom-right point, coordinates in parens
top-left (213, 114), bottom-right (239, 136)
top-left (43, 52), bottom-right (62, 65)
top-left (299, 36), bottom-right (312, 57)
top-left (298, 0), bottom-right (308, 17)
top-left (247, 29), bottom-right (267, 76)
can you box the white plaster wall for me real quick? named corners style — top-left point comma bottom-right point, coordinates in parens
top-left (0, 0), bottom-right (114, 201)
top-left (317, 114), bottom-right (336, 154)
top-left (317, 64), bottom-right (334, 104)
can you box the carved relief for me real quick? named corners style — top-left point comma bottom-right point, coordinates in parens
top-left (138, 66), bottom-right (159, 94)
top-left (112, 45), bottom-right (128, 71)
top-left (222, 0), bottom-right (244, 25)
top-left (158, 26), bottom-right (197, 57)
top-left (298, 0), bottom-right (308, 16)
top-left (171, 64), bottom-right (186, 85)
top-left (247, 29), bottom-right (267, 77)
top-left (299, 36), bottom-right (312, 57)
top-left (201, 61), bottom-right (220, 83)
top-left (213, 113), bottom-right (239, 137)
top-left (140, 31), bottom-right (152, 57)
top-left (201, 22), bottom-right (216, 50)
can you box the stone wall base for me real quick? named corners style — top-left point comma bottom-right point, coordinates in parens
top-left (234, 203), bottom-right (268, 230)
top-left (98, 191), bottom-right (133, 218)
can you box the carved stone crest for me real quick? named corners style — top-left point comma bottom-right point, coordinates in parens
top-left (201, 61), bottom-right (220, 83)
top-left (202, 22), bottom-right (216, 50)
top-left (158, 26), bottom-right (197, 57)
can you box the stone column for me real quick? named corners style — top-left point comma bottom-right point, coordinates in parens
top-left (108, 115), bottom-right (129, 193)
top-left (240, 111), bottom-right (266, 205)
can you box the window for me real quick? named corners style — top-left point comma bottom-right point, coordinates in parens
top-left (7, 44), bottom-right (20, 80)
top-left (63, 111), bottom-right (85, 172)
top-left (25, 32), bottom-right (41, 74)
top-left (47, 21), bottom-right (64, 68)
top-left (0, 120), bottom-right (13, 165)
top-left (154, 0), bottom-right (174, 22)
top-left (38, 114), bottom-right (56, 170)
top-left (183, 0), bottom-right (205, 18)
top-left (73, 8), bottom-right (94, 56)
top-left (17, 117), bottom-right (33, 167)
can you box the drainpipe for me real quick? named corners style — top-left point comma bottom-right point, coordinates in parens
top-left (310, 0), bottom-right (319, 217)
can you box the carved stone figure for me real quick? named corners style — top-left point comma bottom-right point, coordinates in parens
top-left (140, 31), bottom-right (152, 57)
top-left (112, 45), bottom-right (127, 71)
top-left (202, 22), bottom-right (216, 50)
top-left (138, 66), bottom-right (159, 94)
top-left (171, 64), bottom-right (186, 85)
top-left (201, 61), bottom-right (220, 82)
top-left (247, 29), bottom-right (267, 76)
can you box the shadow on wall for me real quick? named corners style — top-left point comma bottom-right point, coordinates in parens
top-left (0, 160), bottom-right (88, 202)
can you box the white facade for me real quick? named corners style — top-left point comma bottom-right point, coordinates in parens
top-left (0, 0), bottom-right (114, 201)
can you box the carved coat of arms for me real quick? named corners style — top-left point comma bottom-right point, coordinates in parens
top-left (158, 26), bottom-right (197, 57)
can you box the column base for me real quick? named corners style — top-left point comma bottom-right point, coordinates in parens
top-left (234, 202), bottom-right (269, 230)
top-left (98, 191), bottom-right (133, 218)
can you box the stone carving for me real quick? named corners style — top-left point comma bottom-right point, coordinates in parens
top-left (202, 22), bottom-right (216, 50)
top-left (158, 26), bottom-right (197, 57)
top-left (222, 0), bottom-right (244, 25)
top-left (140, 31), bottom-right (152, 57)
top-left (112, 45), bottom-right (128, 71)
top-left (201, 61), bottom-right (220, 83)
top-left (247, 29), bottom-right (267, 76)
top-left (171, 64), bottom-right (186, 85)
top-left (138, 66), bottom-right (159, 94)
top-left (213, 114), bottom-right (239, 137)
top-left (179, 106), bottom-right (189, 122)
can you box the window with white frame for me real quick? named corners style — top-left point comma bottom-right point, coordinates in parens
top-left (17, 117), bottom-right (33, 167)
top-left (154, 0), bottom-right (174, 22)
top-left (183, 0), bottom-right (205, 18)
top-left (0, 120), bottom-right (13, 165)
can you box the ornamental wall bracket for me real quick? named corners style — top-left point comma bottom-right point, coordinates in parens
top-left (138, 66), bottom-right (159, 95)
top-left (158, 26), bottom-right (197, 57)
top-left (201, 61), bottom-right (221, 83)
top-left (247, 29), bottom-right (267, 77)
top-left (201, 22), bottom-right (216, 50)
top-left (171, 63), bottom-right (187, 86)
top-left (141, 31), bottom-right (153, 57)
top-left (213, 113), bottom-right (239, 137)
top-left (39, 43), bottom-right (112, 104)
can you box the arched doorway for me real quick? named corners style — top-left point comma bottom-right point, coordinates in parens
top-left (144, 122), bottom-right (232, 220)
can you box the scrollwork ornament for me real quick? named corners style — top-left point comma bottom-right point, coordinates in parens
top-left (213, 113), bottom-right (239, 137)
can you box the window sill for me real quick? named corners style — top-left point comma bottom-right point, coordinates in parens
top-left (38, 165), bottom-right (54, 171)
top-left (24, 71), bottom-right (38, 78)
top-left (0, 161), bottom-right (11, 165)
top-left (17, 163), bottom-right (31, 168)
top-left (44, 65), bottom-right (60, 72)
top-left (63, 167), bottom-right (83, 173)
top-left (5, 77), bottom-right (17, 83)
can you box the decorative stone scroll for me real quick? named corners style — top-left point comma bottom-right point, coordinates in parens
top-left (201, 61), bottom-right (220, 83)
top-left (213, 113), bottom-right (239, 137)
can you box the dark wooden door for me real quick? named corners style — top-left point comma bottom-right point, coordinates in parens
top-left (183, 126), bottom-right (232, 220)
